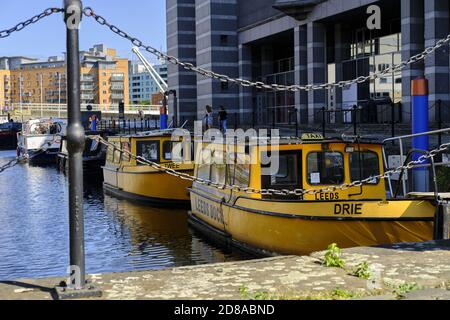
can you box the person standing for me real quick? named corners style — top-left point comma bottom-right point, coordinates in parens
top-left (218, 106), bottom-right (228, 132)
top-left (204, 105), bottom-right (213, 130)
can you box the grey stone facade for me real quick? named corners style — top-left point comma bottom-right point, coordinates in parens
top-left (167, 0), bottom-right (450, 125)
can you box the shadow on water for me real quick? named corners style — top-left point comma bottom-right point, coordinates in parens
top-left (0, 150), bottom-right (252, 281)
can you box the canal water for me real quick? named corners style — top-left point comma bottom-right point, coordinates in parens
top-left (0, 150), bottom-right (249, 281)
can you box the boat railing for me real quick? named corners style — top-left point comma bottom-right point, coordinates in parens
top-left (382, 128), bottom-right (450, 198)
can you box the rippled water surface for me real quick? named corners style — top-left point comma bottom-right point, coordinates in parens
top-left (0, 150), bottom-right (249, 280)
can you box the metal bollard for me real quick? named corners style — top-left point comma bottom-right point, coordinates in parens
top-left (55, 0), bottom-right (101, 300)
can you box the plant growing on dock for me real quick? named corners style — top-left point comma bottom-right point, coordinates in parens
top-left (239, 286), bottom-right (273, 300)
top-left (331, 288), bottom-right (355, 300)
top-left (323, 243), bottom-right (345, 268)
top-left (352, 262), bottom-right (372, 280)
top-left (392, 282), bottom-right (421, 298)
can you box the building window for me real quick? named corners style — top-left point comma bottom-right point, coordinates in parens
top-left (220, 35), bottom-right (228, 46)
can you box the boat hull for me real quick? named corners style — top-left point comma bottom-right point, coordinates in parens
top-left (189, 188), bottom-right (437, 256)
top-left (103, 166), bottom-right (193, 208)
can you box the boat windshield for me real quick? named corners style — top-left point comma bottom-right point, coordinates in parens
top-left (307, 152), bottom-right (344, 185)
top-left (27, 121), bottom-right (62, 135)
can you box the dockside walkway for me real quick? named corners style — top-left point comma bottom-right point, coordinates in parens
top-left (1, 241), bottom-right (449, 300)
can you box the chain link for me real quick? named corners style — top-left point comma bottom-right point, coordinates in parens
top-left (88, 135), bottom-right (450, 197)
top-left (0, 8), bottom-right (64, 39)
top-left (83, 7), bottom-right (450, 92)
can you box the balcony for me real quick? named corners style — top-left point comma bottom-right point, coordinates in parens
top-left (81, 84), bottom-right (95, 91)
top-left (81, 93), bottom-right (95, 100)
top-left (111, 83), bottom-right (124, 90)
top-left (111, 93), bottom-right (124, 100)
top-left (110, 74), bottom-right (124, 82)
top-left (273, 0), bottom-right (325, 20)
top-left (80, 75), bottom-right (94, 82)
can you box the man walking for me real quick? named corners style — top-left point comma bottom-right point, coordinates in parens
top-left (219, 106), bottom-right (228, 132)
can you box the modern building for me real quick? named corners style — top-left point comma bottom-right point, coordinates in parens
top-left (0, 44), bottom-right (129, 110)
top-left (129, 61), bottom-right (168, 104)
top-left (166, 0), bottom-right (450, 126)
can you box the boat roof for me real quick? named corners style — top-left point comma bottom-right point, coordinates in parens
top-left (194, 134), bottom-right (382, 146)
top-left (26, 118), bottom-right (66, 125)
top-left (112, 128), bottom-right (190, 139)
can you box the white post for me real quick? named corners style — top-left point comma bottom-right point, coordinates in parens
top-left (40, 74), bottom-right (44, 118)
top-left (19, 73), bottom-right (23, 114)
top-left (58, 72), bottom-right (62, 118)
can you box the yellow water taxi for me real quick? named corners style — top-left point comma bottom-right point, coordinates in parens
top-left (188, 134), bottom-right (442, 256)
top-left (103, 130), bottom-right (194, 207)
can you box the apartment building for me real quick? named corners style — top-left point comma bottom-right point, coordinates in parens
top-left (129, 61), bottom-right (168, 104)
top-left (0, 44), bottom-right (129, 109)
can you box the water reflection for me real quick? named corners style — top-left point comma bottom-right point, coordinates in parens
top-left (0, 151), bottom-right (248, 281)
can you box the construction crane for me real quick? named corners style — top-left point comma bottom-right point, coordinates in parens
top-left (131, 47), bottom-right (178, 128)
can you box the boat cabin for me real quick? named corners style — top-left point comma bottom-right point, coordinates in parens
top-left (194, 134), bottom-right (387, 202)
top-left (105, 131), bottom-right (194, 168)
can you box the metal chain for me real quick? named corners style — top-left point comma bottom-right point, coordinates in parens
top-left (88, 135), bottom-right (450, 197)
top-left (0, 8), bottom-right (64, 39)
top-left (83, 7), bottom-right (450, 92)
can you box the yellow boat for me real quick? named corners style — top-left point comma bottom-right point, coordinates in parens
top-left (188, 134), bottom-right (445, 256)
top-left (103, 130), bottom-right (194, 207)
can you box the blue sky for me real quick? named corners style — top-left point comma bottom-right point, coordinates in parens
top-left (0, 0), bottom-right (167, 64)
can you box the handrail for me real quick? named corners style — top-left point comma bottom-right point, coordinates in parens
top-left (382, 127), bottom-right (450, 197)
top-left (383, 128), bottom-right (450, 143)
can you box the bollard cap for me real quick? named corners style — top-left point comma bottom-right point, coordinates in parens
top-left (411, 77), bottom-right (428, 96)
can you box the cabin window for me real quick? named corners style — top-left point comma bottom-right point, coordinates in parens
top-left (211, 164), bottom-right (227, 185)
top-left (106, 145), bottom-right (114, 163)
top-left (262, 152), bottom-right (301, 189)
top-left (307, 152), bottom-right (344, 185)
top-left (113, 142), bottom-right (122, 164)
top-left (229, 153), bottom-right (251, 188)
top-left (163, 141), bottom-right (194, 162)
top-left (197, 163), bottom-right (211, 181)
top-left (350, 151), bottom-right (380, 184)
top-left (163, 141), bottom-right (173, 160)
top-left (121, 142), bottom-right (131, 162)
top-left (136, 140), bottom-right (160, 165)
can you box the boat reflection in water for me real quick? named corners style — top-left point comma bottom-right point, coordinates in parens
top-left (102, 193), bottom-right (250, 270)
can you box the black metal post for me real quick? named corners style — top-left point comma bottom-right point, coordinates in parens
top-left (353, 105), bottom-right (358, 136)
top-left (322, 107), bottom-right (326, 137)
top-left (391, 101), bottom-right (395, 138)
top-left (56, 2), bottom-right (102, 299)
top-left (438, 99), bottom-right (443, 147)
top-left (272, 108), bottom-right (275, 129)
top-left (173, 90), bottom-right (178, 128)
top-left (295, 108), bottom-right (299, 137)
top-left (435, 202), bottom-right (450, 240)
top-left (65, 0), bottom-right (85, 289)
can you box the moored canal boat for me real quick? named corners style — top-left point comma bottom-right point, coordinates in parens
top-left (17, 118), bottom-right (66, 164)
top-left (103, 130), bottom-right (194, 207)
top-left (188, 134), bottom-right (441, 256)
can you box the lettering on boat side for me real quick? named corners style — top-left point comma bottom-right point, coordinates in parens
top-left (163, 162), bottom-right (181, 169)
top-left (334, 203), bottom-right (363, 215)
top-left (195, 197), bottom-right (224, 224)
top-left (315, 192), bottom-right (340, 201)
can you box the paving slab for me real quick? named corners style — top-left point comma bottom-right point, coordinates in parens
top-left (0, 241), bottom-right (448, 300)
